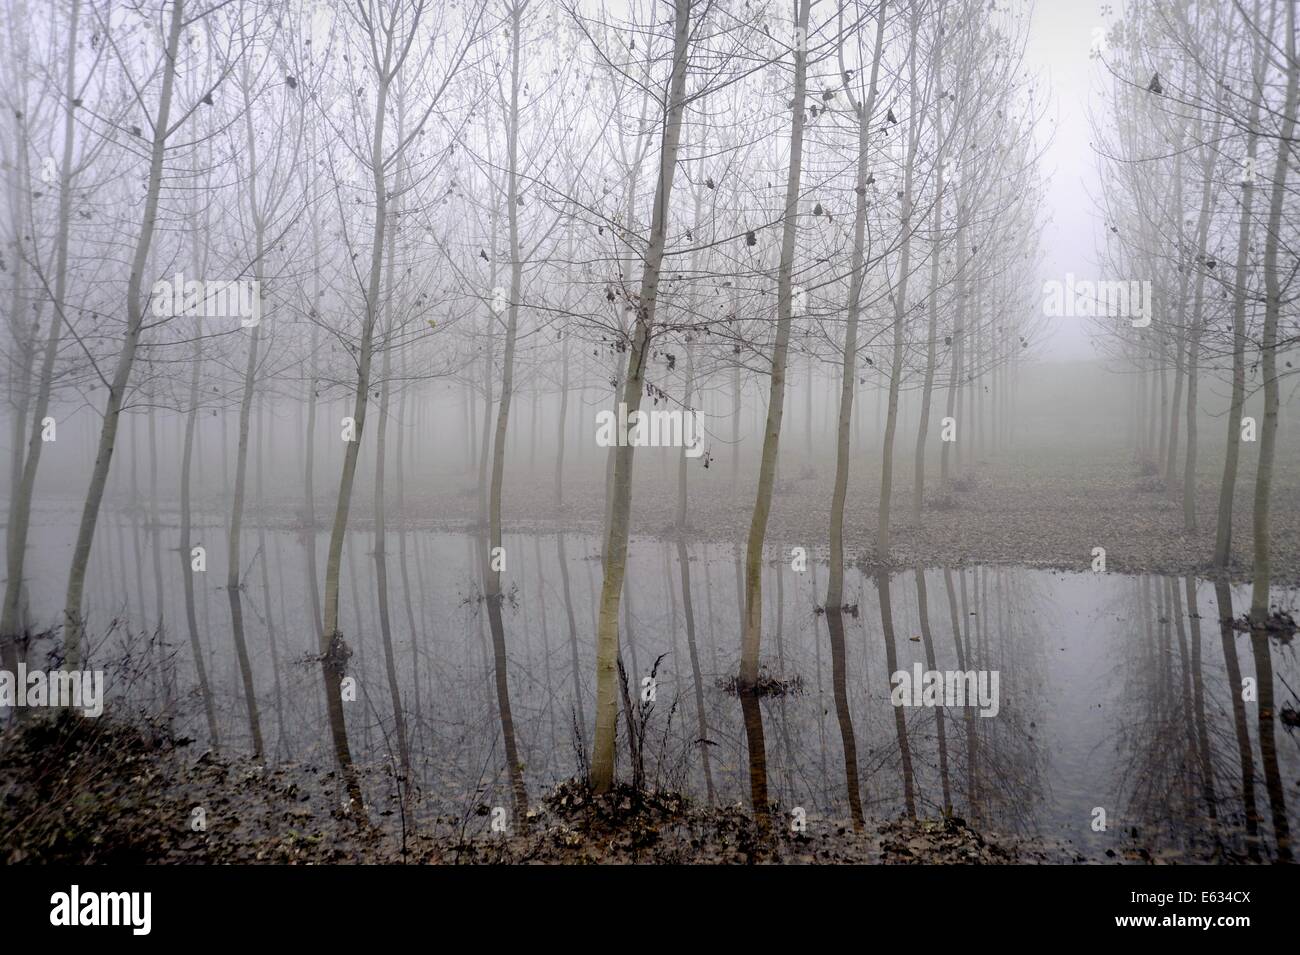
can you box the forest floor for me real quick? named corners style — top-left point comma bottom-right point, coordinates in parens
top-left (1, 712), bottom-right (1100, 865)
top-left (321, 442), bottom-right (1300, 586)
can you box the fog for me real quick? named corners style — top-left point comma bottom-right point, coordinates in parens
top-left (1, 0), bottom-right (1297, 866)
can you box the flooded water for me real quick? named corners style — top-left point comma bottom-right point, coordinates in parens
top-left (13, 505), bottom-right (1299, 862)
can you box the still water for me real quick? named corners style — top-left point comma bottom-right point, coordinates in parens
top-left (13, 505), bottom-right (1299, 861)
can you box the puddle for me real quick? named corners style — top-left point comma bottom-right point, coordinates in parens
top-left (11, 513), bottom-right (1299, 861)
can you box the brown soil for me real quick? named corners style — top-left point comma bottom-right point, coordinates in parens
top-left (1, 712), bottom-right (1070, 865)
top-left (264, 443), bottom-right (1300, 586)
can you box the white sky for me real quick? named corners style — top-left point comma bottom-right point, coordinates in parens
top-left (1021, 0), bottom-right (1118, 361)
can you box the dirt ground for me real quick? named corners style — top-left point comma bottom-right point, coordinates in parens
top-left (296, 442), bottom-right (1300, 586)
top-left (1, 712), bottom-right (1090, 865)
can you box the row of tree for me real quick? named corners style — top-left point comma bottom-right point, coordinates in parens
top-left (1, 0), bottom-right (1047, 814)
top-left (1092, 0), bottom-right (1298, 620)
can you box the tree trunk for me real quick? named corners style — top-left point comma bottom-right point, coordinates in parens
top-left (179, 312), bottom-right (219, 748)
top-left (828, 0), bottom-right (886, 612)
top-left (2, 0), bottom-right (80, 665)
top-left (555, 328), bottom-right (569, 507)
top-left (740, 0), bottom-right (811, 695)
top-left (877, 13), bottom-right (922, 560)
top-left (225, 74), bottom-right (270, 756)
top-left (1249, 1), bottom-right (1297, 621)
top-left (589, 0), bottom-right (692, 793)
top-left (256, 399), bottom-right (287, 756)
top-left (912, 3), bottom-right (946, 524)
top-left (395, 346), bottom-right (421, 724)
top-left (1183, 122), bottom-right (1218, 534)
top-left (1212, 69), bottom-right (1263, 568)
top-left (63, 0), bottom-right (185, 665)
top-left (373, 143), bottom-right (411, 778)
top-left (320, 67), bottom-right (398, 819)
top-left (484, 4), bottom-right (529, 822)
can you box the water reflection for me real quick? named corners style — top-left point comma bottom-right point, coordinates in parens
top-left (10, 513), bottom-right (1299, 861)
top-left (876, 568), bottom-right (917, 818)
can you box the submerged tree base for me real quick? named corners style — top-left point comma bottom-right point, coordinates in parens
top-left (1231, 610), bottom-right (1298, 641)
top-left (715, 670), bottom-right (804, 698)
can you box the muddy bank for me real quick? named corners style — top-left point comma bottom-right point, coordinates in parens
top-left (246, 445), bottom-right (1300, 587)
top-left (1, 713), bottom-right (1077, 865)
